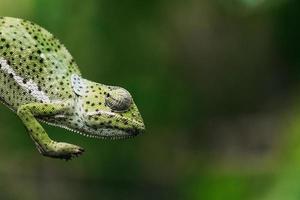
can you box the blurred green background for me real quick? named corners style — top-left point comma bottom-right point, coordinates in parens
top-left (1, 0), bottom-right (300, 199)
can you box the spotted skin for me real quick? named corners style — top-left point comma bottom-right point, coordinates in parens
top-left (0, 17), bottom-right (145, 160)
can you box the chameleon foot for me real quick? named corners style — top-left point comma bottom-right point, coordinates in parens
top-left (40, 142), bottom-right (85, 160)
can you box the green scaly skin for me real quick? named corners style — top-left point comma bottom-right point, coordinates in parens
top-left (0, 17), bottom-right (145, 160)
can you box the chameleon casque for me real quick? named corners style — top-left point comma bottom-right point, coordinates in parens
top-left (0, 17), bottom-right (145, 160)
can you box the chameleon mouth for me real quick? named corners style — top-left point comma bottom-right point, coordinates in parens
top-left (83, 125), bottom-right (144, 140)
top-left (85, 110), bottom-right (145, 139)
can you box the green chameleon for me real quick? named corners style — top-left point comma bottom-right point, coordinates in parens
top-left (0, 17), bottom-right (145, 160)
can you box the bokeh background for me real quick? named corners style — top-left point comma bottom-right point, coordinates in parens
top-left (0, 0), bottom-right (300, 199)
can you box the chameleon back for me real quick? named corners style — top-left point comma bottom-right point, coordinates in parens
top-left (0, 17), bottom-right (80, 110)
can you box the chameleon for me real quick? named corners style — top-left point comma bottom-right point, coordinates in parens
top-left (0, 17), bottom-right (145, 160)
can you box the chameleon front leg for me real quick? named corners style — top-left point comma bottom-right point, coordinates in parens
top-left (17, 102), bottom-right (84, 160)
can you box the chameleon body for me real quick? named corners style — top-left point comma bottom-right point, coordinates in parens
top-left (0, 17), bottom-right (145, 160)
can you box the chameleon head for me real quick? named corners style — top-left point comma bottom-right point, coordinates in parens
top-left (71, 75), bottom-right (145, 139)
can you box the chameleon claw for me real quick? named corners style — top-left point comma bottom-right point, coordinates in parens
top-left (39, 142), bottom-right (85, 160)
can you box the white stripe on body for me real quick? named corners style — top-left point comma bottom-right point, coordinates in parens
top-left (0, 57), bottom-right (50, 103)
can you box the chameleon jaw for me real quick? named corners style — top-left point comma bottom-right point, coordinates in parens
top-left (84, 110), bottom-right (145, 139)
top-left (82, 121), bottom-right (144, 140)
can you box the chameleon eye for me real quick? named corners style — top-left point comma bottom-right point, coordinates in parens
top-left (105, 87), bottom-right (132, 112)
